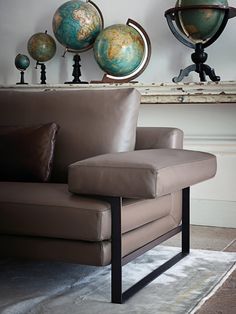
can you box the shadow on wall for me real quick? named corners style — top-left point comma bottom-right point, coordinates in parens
top-left (144, 0), bottom-right (190, 82)
top-left (58, 53), bottom-right (70, 84)
top-left (83, 49), bottom-right (105, 83)
top-left (0, 64), bottom-right (11, 85)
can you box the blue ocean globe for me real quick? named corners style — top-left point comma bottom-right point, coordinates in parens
top-left (15, 54), bottom-right (30, 71)
top-left (52, 0), bottom-right (103, 52)
top-left (175, 0), bottom-right (228, 43)
top-left (93, 24), bottom-right (145, 77)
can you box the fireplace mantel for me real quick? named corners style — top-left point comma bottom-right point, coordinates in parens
top-left (1, 81), bottom-right (236, 104)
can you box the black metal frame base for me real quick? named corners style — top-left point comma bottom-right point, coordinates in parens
top-left (107, 187), bottom-right (190, 304)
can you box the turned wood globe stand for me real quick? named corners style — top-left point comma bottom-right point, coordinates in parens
top-left (65, 54), bottom-right (88, 84)
top-left (165, 5), bottom-right (236, 82)
top-left (35, 61), bottom-right (47, 84)
top-left (16, 71), bottom-right (28, 85)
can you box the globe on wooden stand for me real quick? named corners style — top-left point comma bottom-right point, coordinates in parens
top-left (92, 19), bottom-right (151, 83)
top-left (15, 54), bottom-right (30, 85)
top-left (27, 31), bottom-right (56, 84)
top-left (165, 0), bottom-right (236, 82)
top-left (52, 0), bottom-right (104, 84)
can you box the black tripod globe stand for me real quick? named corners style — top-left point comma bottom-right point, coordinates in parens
top-left (173, 42), bottom-right (220, 83)
top-left (165, 5), bottom-right (236, 82)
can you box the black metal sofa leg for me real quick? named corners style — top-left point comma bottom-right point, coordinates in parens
top-left (109, 187), bottom-right (190, 304)
top-left (111, 197), bottom-right (123, 304)
top-left (182, 187), bottom-right (190, 254)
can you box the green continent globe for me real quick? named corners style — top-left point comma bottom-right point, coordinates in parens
top-left (52, 0), bottom-right (103, 52)
top-left (176, 0), bottom-right (228, 43)
top-left (15, 54), bottom-right (30, 71)
top-left (27, 32), bottom-right (56, 62)
top-left (93, 24), bottom-right (145, 77)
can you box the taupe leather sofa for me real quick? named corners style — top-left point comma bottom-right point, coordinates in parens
top-left (0, 88), bottom-right (216, 303)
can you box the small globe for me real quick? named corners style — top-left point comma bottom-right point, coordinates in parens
top-left (52, 0), bottom-right (103, 52)
top-left (175, 0), bottom-right (228, 43)
top-left (27, 32), bottom-right (56, 62)
top-left (93, 24), bottom-right (145, 77)
top-left (15, 54), bottom-right (30, 71)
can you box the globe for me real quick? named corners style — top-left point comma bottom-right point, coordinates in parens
top-left (15, 54), bottom-right (30, 71)
top-left (175, 0), bottom-right (228, 43)
top-left (52, 0), bottom-right (103, 52)
top-left (93, 24), bottom-right (145, 77)
top-left (27, 32), bottom-right (56, 62)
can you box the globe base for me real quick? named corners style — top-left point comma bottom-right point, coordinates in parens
top-left (90, 75), bottom-right (139, 84)
top-left (35, 62), bottom-right (47, 84)
top-left (64, 54), bottom-right (88, 85)
top-left (16, 71), bottom-right (28, 85)
top-left (173, 43), bottom-right (220, 83)
top-left (65, 81), bottom-right (88, 84)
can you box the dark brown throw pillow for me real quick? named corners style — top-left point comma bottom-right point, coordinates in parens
top-left (0, 123), bottom-right (59, 182)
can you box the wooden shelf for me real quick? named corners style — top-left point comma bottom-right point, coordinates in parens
top-left (1, 81), bottom-right (236, 104)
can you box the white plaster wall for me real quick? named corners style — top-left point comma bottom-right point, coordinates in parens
top-left (0, 0), bottom-right (236, 84)
top-left (138, 103), bottom-right (236, 228)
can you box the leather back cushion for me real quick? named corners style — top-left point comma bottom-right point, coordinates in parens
top-left (0, 88), bottom-right (140, 182)
top-left (0, 123), bottom-right (59, 182)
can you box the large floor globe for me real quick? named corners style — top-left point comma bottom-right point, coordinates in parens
top-left (175, 0), bottom-right (228, 43)
top-left (52, 0), bottom-right (103, 52)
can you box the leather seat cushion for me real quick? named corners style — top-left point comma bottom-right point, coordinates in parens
top-left (0, 214), bottom-right (177, 266)
top-left (0, 182), bottom-right (176, 242)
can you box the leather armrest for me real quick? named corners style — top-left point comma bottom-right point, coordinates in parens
top-left (68, 149), bottom-right (216, 199)
top-left (135, 127), bottom-right (184, 150)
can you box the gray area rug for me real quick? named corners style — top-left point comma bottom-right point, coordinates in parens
top-left (0, 246), bottom-right (235, 314)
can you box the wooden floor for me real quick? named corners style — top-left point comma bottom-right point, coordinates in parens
top-left (163, 225), bottom-right (236, 314)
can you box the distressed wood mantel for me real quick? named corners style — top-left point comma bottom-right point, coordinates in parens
top-left (1, 81), bottom-right (236, 104)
